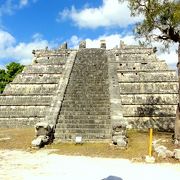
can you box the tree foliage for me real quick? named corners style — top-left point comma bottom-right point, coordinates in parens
top-left (0, 62), bottom-right (24, 93)
top-left (120, 0), bottom-right (180, 48)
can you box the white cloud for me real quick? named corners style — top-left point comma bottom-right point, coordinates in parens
top-left (0, 30), bottom-right (16, 49)
top-left (19, 0), bottom-right (29, 8)
top-left (157, 44), bottom-right (178, 69)
top-left (68, 35), bottom-right (82, 49)
top-left (59, 0), bottom-right (143, 28)
top-left (0, 0), bottom-right (37, 19)
top-left (0, 30), bottom-right (53, 65)
top-left (69, 34), bottom-right (178, 69)
top-left (0, 29), bottom-right (178, 69)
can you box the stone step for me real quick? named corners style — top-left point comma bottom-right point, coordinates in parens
top-left (56, 123), bottom-right (111, 129)
top-left (62, 100), bottom-right (110, 104)
top-left (55, 132), bottom-right (111, 140)
top-left (55, 128), bottom-right (111, 134)
top-left (120, 94), bottom-right (178, 105)
top-left (64, 93), bottom-right (109, 96)
top-left (0, 117), bottom-right (43, 128)
top-left (59, 110), bottom-right (110, 116)
top-left (67, 78), bottom-right (109, 81)
top-left (0, 95), bottom-right (52, 105)
top-left (122, 104), bottom-right (176, 117)
top-left (58, 114), bottom-right (110, 119)
top-left (0, 106), bottom-right (48, 117)
top-left (117, 71), bottom-right (178, 82)
top-left (63, 98), bottom-right (110, 102)
top-left (35, 58), bottom-right (66, 64)
top-left (60, 104), bottom-right (110, 108)
top-left (64, 92), bottom-right (109, 95)
top-left (3, 84), bottom-right (58, 94)
top-left (58, 115), bottom-right (111, 122)
top-left (119, 82), bottom-right (178, 94)
top-left (13, 74), bottom-right (62, 84)
top-left (24, 65), bottom-right (64, 74)
top-left (117, 61), bottom-right (168, 71)
top-left (115, 48), bottom-right (153, 54)
top-left (124, 116), bottom-right (175, 131)
top-left (60, 107), bottom-right (110, 112)
top-left (115, 55), bottom-right (150, 62)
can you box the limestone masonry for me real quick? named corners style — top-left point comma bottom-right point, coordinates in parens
top-left (0, 41), bottom-right (178, 142)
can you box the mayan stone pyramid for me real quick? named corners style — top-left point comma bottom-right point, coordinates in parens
top-left (0, 41), bottom-right (178, 142)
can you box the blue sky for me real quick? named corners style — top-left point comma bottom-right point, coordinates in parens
top-left (0, 0), bottom-right (178, 68)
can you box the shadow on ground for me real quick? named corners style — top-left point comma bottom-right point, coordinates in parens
top-left (102, 175), bottom-right (123, 180)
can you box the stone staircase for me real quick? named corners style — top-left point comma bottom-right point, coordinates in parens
top-left (55, 49), bottom-right (111, 141)
top-left (0, 42), bottom-right (178, 142)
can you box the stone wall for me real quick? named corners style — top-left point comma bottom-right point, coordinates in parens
top-left (112, 45), bottom-right (178, 131)
top-left (0, 49), bottom-right (75, 127)
top-left (0, 42), bottom-right (178, 141)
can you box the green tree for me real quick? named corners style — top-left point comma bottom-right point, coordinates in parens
top-left (0, 62), bottom-right (24, 93)
top-left (6, 62), bottom-right (25, 81)
top-left (120, 0), bottom-right (180, 48)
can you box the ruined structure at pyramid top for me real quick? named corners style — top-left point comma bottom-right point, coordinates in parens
top-left (32, 40), bottom-right (156, 58)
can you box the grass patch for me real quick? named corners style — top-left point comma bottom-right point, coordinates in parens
top-left (0, 128), bottom-right (178, 163)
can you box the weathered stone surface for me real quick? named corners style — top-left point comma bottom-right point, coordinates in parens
top-left (0, 51), bottom-right (72, 128)
top-left (112, 135), bottom-right (127, 147)
top-left (60, 42), bottom-right (67, 49)
top-left (24, 65), bottom-right (64, 74)
top-left (55, 49), bottom-right (111, 141)
top-left (124, 116), bottom-right (175, 131)
top-left (153, 140), bottom-right (174, 159)
top-left (0, 42), bottom-right (178, 143)
top-left (174, 149), bottom-right (180, 160)
top-left (13, 74), bottom-right (61, 84)
top-left (118, 71), bottom-right (177, 82)
top-left (79, 40), bottom-right (86, 49)
top-left (119, 82), bottom-right (178, 94)
top-left (175, 106), bottom-right (180, 145)
top-left (100, 40), bottom-right (106, 49)
top-left (117, 61), bottom-right (168, 71)
top-left (4, 84), bottom-right (58, 94)
top-left (31, 136), bottom-right (43, 147)
top-left (120, 94), bottom-right (178, 105)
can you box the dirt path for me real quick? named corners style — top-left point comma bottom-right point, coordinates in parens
top-left (0, 149), bottom-right (180, 180)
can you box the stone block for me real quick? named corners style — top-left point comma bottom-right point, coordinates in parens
top-left (174, 149), bottom-right (180, 160)
top-left (112, 135), bottom-right (127, 147)
top-left (100, 40), bottom-right (106, 49)
top-left (60, 42), bottom-right (68, 49)
top-left (79, 40), bottom-right (86, 49)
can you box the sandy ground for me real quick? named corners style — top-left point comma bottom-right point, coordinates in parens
top-left (0, 149), bottom-right (180, 180)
